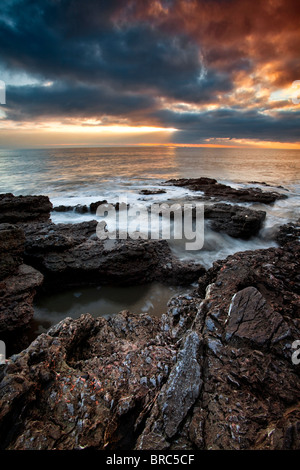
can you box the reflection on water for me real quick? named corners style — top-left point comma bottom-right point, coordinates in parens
top-left (31, 282), bottom-right (187, 337)
top-left (1, 147), bottom-right (299, 199)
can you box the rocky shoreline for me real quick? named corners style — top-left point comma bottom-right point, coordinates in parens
top-left (0, 179), bottom-right (299, 450)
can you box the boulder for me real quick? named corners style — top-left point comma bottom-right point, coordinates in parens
top-left (0, 193), bottom-right (52, 223)
top-left (204, 203), bottom-right (266, 239)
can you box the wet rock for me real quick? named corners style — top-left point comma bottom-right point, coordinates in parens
top-left (276, 220), bottom-right (300, 247)
top-left (21, 221), bottom-right (205, 289)
top-left (90, 200), bottom-right (108, 213)
top-left (159, 199), bottom-right (266, 238)
top-left (139, 189), bottom-right (166, 195)
top-left (74, 204), bottom-right (88, 214)
top-left (1, 237), bottom-right (300, 450)
top-left (52, 205), bottom-right (74, 212)
top-left (204, 203), bottom-right (266, 239)
top-left (0, 193), bottom-right (52, 223)
top-left (164, 177), bottom-right (286, 203)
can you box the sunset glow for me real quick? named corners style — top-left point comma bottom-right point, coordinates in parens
top-left (0, 0), bottom-right (299, 148)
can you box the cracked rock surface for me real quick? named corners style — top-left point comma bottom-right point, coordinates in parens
top-left (0, 223), bottom-right (299, 450)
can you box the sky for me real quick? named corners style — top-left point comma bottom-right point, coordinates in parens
top-left (0, 0), bottom-right (299, 149)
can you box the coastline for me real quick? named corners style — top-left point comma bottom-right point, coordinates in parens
top-left (0, 178), bottom-right (299, 450)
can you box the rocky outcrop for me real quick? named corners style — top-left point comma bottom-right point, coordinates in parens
top-left (0, 193), bottom-right (52, 223)
top-left (0, 224), bottom-right (43, 334)
top-left (0, 311), bottom-right (176, 450)
top-left (21, 221), bottom-right (205, 290)
top-left (136, 236), bottom-right (300, 450)
top-left (164, 177), bottom-right (286, 204)
top-left (52, 201), bottom-right (128, 214)
top-left (204, 203), bottom-right (266, 239)
top-left (0, 225), bottom-right (299, 450)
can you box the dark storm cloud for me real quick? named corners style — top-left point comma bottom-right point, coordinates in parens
top-left (154, 108), bottom-right (300, 143)
top-left (0, 0), bottom-right (299, 143)
top-left (4, 81), bottom-right (156, 121)
top-left (0, 0), bottom-right (206, 101)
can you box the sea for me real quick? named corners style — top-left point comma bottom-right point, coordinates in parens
top-left (1, 146), bottom-right (299, 335)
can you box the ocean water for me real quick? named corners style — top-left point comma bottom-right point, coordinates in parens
top-left (1, 146), bottom-right (299, 331)
top-left (1, 146), bottom-right (299, 257)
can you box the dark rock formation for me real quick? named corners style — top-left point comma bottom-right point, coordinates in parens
top-left (0, 193), bottom-right (52, 223)
top-left (52, 205), bottom-right (74, 212)
top-left (204, 203), bottom-right (266, 239)
top-left (0, 311), bottom-right (176, 450)
top-left (0, 226), bottom-right (299, 450)
top-left (0, 224), bottom-right (25, 281)
top-left (21, 221), bottom-right (205, 290)
top-left (0, 224), bottom-right (43, 333)
top-left (52, 201), bottom-right (128, 214)
top-left (161, 200), bottom-right (266, 239)
top-left (137, 237), bottom-right (300, 450)
top-left (164, 177), bottom-right (286, 204)
top-left (275, 220), bottom-right (300, 247)
top-left (139, 189), bottom-right (166, 195)
top-left (90, 200), bottom-right (107, 213)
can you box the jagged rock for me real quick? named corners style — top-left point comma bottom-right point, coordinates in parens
top-left (137, 238), bottom-right (300, 450)
top-left (160, 199), bottom-right (266, 239)
top-left (0, 193), bottom-right (52, 223)
top-left (164, 177), bottom-right (286, 204)
top-left (0, 223), bottom-right (44, 334)
top-left (225, 286), bottom-right (290, 347)
top-left (276, 220), bottom-right (300, 247)
top-left (0, 264), bottom-right (43, 333)
top-left (1, 237), bottom-right (299, 450)
top-left (204, 203), bottom-right (266, 239)
top-left (0, 223), bottom-right (25, 281)
top-left (0, 311), bottom-right (176, 450)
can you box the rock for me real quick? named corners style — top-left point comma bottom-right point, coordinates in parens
top-left (90, 200), bottom-right (107, 213)
top-left (21, 221), bottom-right (205, 289)
top-left (0, 223), bottom-right (44, 335)
top-left (148, 199), bottom-right (266, 239)
top-left (0, 311), bottom-right (176, 450)
top-left (74, 204), bottom-right (88, 214)
top-left (0, 223), bottom-right (25, 281)
top-left (52, 205), bottom-right (74, 212)
top-left (0, 264), bottom-right (44, 333)
top-left (225, 286), bottom-right (290, 347)
top-left (204, 203), bottom-right (266, 239)
top-left (139, 190), bottom-right (166, 195)
top-left (0, 193), bottom-right (52, 223)
top-left (276, 220), bottom-right (300, 247)
top-left (164, 178), bottom-right (286, 204)
top-left (138, 237), bottom-right (300, 450)
top-left (0, 237), bottom-right (300, 449)
top-left (136, 331), bottom-right (202, 447)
